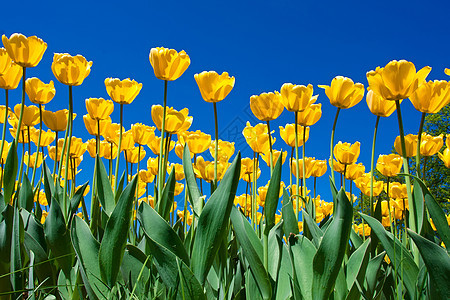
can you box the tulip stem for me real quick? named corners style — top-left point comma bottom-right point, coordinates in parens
top-left (370, 116), bottom-right (380, 216)
top-left (302, 125), bottom-right (307, 202)
top-left (52, 131), bottom-right (59, 179)
top-left (294, 112), bottom-right (300, 220)
top-left (157, 80), bottom-right (168, 204)
top-left (330, 108), bottom-right (341, 185)
top-left (0, 89), bottom-right (9, 189)
top-left (26, 126), bottom-right (31, 176)
top-left (63, 86), bottom-right (74, 217)
top-left (31, 104), bottom-right (43, 187)
top-left (415, 112), bottom-right (426, 178)
top-left (14, 67), bottom-right (26, 144)
top-left (266, 121), bottom-right (273, 175)
top-left (114, 103), bottom-right (124, 193)
top-left (290, 147), bottom-right (293, 196)
top-left (213, 102), bottom-right (219, 190)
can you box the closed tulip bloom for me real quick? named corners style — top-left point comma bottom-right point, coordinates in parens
top-left (240, 157), bottom-right (257, 177)
top-left (151, 105), bottom-right (191, 134)
top-left (291, 157), bottom-right (314, 179)
top-left (148, 136), bottom-right (174, 155)
top-left (409, 80), bottom-right (450, 114)
top-left (438, 148), bottom-right (450, 168)
top-left (42, 109), bottom-right (74, 132)
top-left (242, 167), bottom-right (261, 183)
top-left (354, 224), bottom-right (371, 237)
top-left (85, 98), bottom-right (114, 120)
top-left (48, 139), bottom-right (64, 161)
top-left (242, 122), bottom-right (274, 154)
top-left (319, 76), bottom-right (365, 109)
top-left (445, 68), bottom-right (450, 76)
top-left (209, 139), bottom-right (235, 162)
top-left (194, 156), bottom-right (227, 182)
top-left (389, 182), bottom-right (408, 199)
top-left (394, 134), bottom-right (417, 157)
top-left (297, 97), bottom-right (322, 126)
top-left (102, 123), bottom-right (122, 144)
top-left (345, 163), bottom-right (365, 181)
top-left (68, 137), bottom-right (87, 158)
top-left (25, 78), bottom-right (55, 105)
top-left (100, 141), bottom-right (118, 160)
top-left (280, 83), bottom-right (314, 112)
top-left (354, 173), bottom-right (383, 197)
top-left (150, 47), bottom-right (190, 81)
top-left (194, 71), bottom-right (235, 102)
top-left (366, 90), bottom-right (397, 117)
top-left (119, 130), bottom-right (135, 151)
top-left (0, 62), bottom-right (23, 89)
top-left (52, 53), bottom-right (92, 86)
top-left (2, 33), bottom-right (47, 68)
top-left (366, 60), bottom-right (431, 101)
top-left (24, 151), bottom-right (43, 169)
top-left (261, 149), bottom-right (287, 167)
top-left (0, 141), bottom-right (11, 163)
top-left (279, 124), bottom-right (309, 147)
top-left (174, 142), bottom-right (194, 159)
top-left (85, 139), bottom-right (98, 158)
top-left (124, 146), bottom-right (146, 164)
top-left (105, 78), bottom-right (142, 105)
top-left (250, 91), bottom-right (284, 121)
top-left (329, 158), bottom-right (346, 174)
top-left (131, 123), bottom-right (155, 145)
top-left (310, 159), bottom-right (327, 178)
top-left (376, 153), bottom-right (403, 177)
top-left (0, 106), bottom-right (13, 124)
top-left (173, 182), bottom-right (184, 196)
top-left (420, 133), bottom-right (444, 156)
top-left (83, 115), bottom-right (111, 136)
top-left (0, 48), bottom-right (11, 75)
top-left (14, 104), bottom-right (40, 127)
top-left (139, 170), bottom-right (155, 184)
top-left (167, 163), bottom-right (185, 181)
top-left (333, 141), bottom-right (360, 165)
top-left (30, 128), bottom-right (55, 147)
top-left (147, 157), bottom-right (160, 176)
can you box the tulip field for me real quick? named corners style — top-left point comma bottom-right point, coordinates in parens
top-left (0, 32), bottom-right (450, 300)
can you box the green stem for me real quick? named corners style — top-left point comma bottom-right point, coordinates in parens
top-left (0, 89), bottom-right (9, 189)
top-left (52, 131), bottom-right (59, 179)
top-left (263, 231), bottom-right (268, 271)
top-left (157, 80), bottom-right (168, 204)
top-left (302, 125), bottom-right (307, 201)
top-left (31, 104), bottom-right (43, 187)
top-left (114, 103), bottom-right (124, 192)
top-left (63, 86), bottom-right (74, 218)
top-left (266, 121), bottom-right (273, 175)
top-left (415, 112), bottom-right (426, 178)
top-left (14, 67), bottom-right (26, 143)
top-left (26, 126), bottom-right (31, 176)
top-left (213, 102), bottom-right (219, 190)
top-left (370, 116), bottom-right (380, 216)
top-left (330, 108), bottom-right (341, 185)
top-left (294, 112), bottom-right (300, 220)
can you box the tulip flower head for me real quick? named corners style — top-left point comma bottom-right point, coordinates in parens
top-left (366, 90), bottom-right (397, 117)
top-left (105, 78), bottom-right (142, 105)
top-left (290, 157), bottom-right (315, 179)
top-left (194, 71), bottom-right (235, 103)
top-left (242, 122), bottom-right (274, 154)
top-left (445, 68), bottom-right (450, 76)
top-left (319, 76), bottom-right (364, 109)
top-left (310, 159), bottom-right (327, 178)
top-left (261, 149), bottom-right (287, 168)
top-left (420, 133), bottom-right (444, 157)
top-left (366, 60), bottom-right (431, 101)
top-left (209, 139), bottom-right (235, 162)
top-left (0, 48), bottom-right (12, 75)
top-left (409, 80), bottom-right (450, 114)
top-left (250, 91), bottom-right (284, 121)
top-left (280, 83), bottom-right (314, 112)
top-left (333, 141), bottom-right (361, 165)
top-left (85, 98), bottom-right (114, 120)
top-left (344, 163), bottom-right (365, 181)
top-left (394, 134), bottom-right (417, 157)
top-left (52, 53), bottom-right (92, 86)
top-left (297, 97), bottom-right (322, 126)
top-left (439, 148), bottom-right (450, 168)
top-left (279, 124), bottom-right (309, 148)
top-left (376, 153), bottom-right (402, 177)
top-left (0, 62), bottom-right (23, 90)
top-left (42, 109), bottom-right (74, 132)
top-left (151, 105), bottom-right (192, 134)
top-left (131, 123), bottom-right (156, 146)
top-left (150, 47), bottom-right (190, 81)
top-left (30, 128), bottom-right (55, 147)
top-left (25, 78), bottom-right (55, 105)
top-left (354, 173), bottom-right (383, 197)
top-left (13, 104), bottom-right (40, 127)
top-left (2, 33), bottom-right (47, 68)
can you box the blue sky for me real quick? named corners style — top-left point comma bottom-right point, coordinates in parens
top-left (2, 0), bottom-right (449, 208)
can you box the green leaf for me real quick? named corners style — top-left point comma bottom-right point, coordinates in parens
top-left (96, 156), bottom-right (115, 216)
top-left (158, 168), bottom-right (175, 221)
top-left (345, 238), bottom-right (371, 300)
top-left (182, 144), bottom-right (203, 216)
top-left (264, 153), bottom-right (282, 234)
top-left (71, 216), bottom-right (108, 299)
top-left (312, 188), bottom-right (353, 300)
top-left (114, 171), bottom-right (125, 204)
top-left (364, 251), bottom-right (385, 298)
top-left (23, 232), bottom-right (55, 288)
top-left (360, 213), bottom-right (418, 299)
top-left (10, 206), bottom-right (24, 298)
top-left (3, 140), bottom-right (18, 204)
top-left (18, 175), bottom-right (33, 212)
top-left (121, 245), bottom-right (151, 297)
top-left (0, 205), bottom-right (13, 263)
top-left (412, 179), bottom-right (425, 234)
top-left (138, 202), bottom-right (189, 265)
top-left (302, 210), bottom-right (323, 248)
top-left (407, 229), bottom-right (450, 299)
top-left (191, 152), bottom-right (241, 285)
top-left (176, 257), bottom-right (206, 300)
top-left (281, 195), bottom-right (299, 237)
top-left (42, 161), bottom-right (55, 206)
top-left (288, 234), bottom-right (316, 300)
top-left (98, 175), bottom-right (137, 287)
top-left (44, 197), bottom-right (74, 278)
top-left (230, 206), bottom-right (271, 299)
top-left (69, 181), bottom-right (88, 220)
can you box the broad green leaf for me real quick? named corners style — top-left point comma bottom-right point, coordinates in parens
top-left (96, 156), bottom-right (115, 216)
top-left (18, 175), bottom-right (33, 212)
top-left (274, 245), bottom-right (293, 300)
top-left (364, 251), bottom-right (385, 298)
top-left (44, 197), bottom-right (74, 278)
top-left (99, 175), bottom-right (137, 287)
top-left (3, 140), bottom-right (18, 204)
top-left (42, 161), bottom-right (54, 207)
top-left (121, 245), bottom-right (151, 297)
top-left (0, 205), bottom-right (13, 263)
top-left (412, 179), bottom-right (424, 234)
top-left (289, 234), bottom-right (316, 300)
top-left (268, 222), bottom-right (283, 282)
top-left (302, 210), bottom-right (323, 248)
top-left (349, 228), bottom-right (363, 249)
top-left (408, 229), bottom-right (450, 299)
top-left (264, 154), bottom-right (282, 234)
top-left (312, 188), bottom-right (353, 300)
top-left (182, 144), bottom-right (203, 216)
top-left (10, 206), bottom-right (24, 299)
top-left (138, 201), bottom-right (189, 265)
top-left (191, 152), bottom-right (241, 285)
top-left (176, 257), bottom-right (206, 300)
top-left (71, 216), bottom-right (108, 299)
top-left (281, 195), bottom-right (299, 237)
top-left (245, 269), bottom-right (264, 300)
top-left (114, 171), bottom-right (125, 203)
top-left (158, 169), bottom-right (175, 221)
top-left (23, 232), bottom-right (55, 288)
top-left (230, 206), bottom-right (271, 299)
top-left (360, 213), bottom-right (418, 299)
top-left (69, 181), bottom-right (88, 220)
top-left (345, 238), bottom-right (371, 300)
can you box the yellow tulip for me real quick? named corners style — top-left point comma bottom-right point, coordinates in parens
top-left (394, 134), bottom-right (417, 157)
top-left (310, 159), bottom-right (327, 178)
top-left (344, 163), bottom-right (365, 181)
top-left (280, 83), bottom-right (314, 112)
top-left (178, 130), bottom-right (211, 154)
top-left (41, 211), bottom-right (48, 224)
top-left (48, 139), bottom-right (64, 162)
top-left (24, 151), bottom-right (43, 169)
top-left (151, 105), bottom-right (192, 134)
top-left (147, 157), bottom-right (160, 176)
top-left (297, 97), bottom-right (322, 126)
top-left (194, 156), bottom-right (228, 182)
top-left (85, 139), bottom-right (98, 158)
top-left (333, 141), bottom-right (360, 165)
top-left (68, 137), bottom-right (87, 158)
top-left (329, 158), bottom-right (345, 174)
top-left (174, 182), bottom-right (184, 196)
top-left (42, 109), bottom-right (74, 132)
top-left (52, 53), bottom-right (92, 86)
top-left (279, 124), bottom-right (309, 148)
top-left (149, 47), bottom-right (190, 81)
top-left (209, 139), bottom-right (235, 162)
top-left (0, 141), bottom-right (11, 163)
top-left (0, 62), bottom-right (23, 90)
top-left (354, 173), bottom-right (384, 197)
top-left (249, 91), bottom-right (284, 121)
top-left (366, 60), bottom-right (431, 101)
top-left (240, 157), bottom-right (257, 177)
top-left (194, 71), bottom-right (235, 102)
top-left (409, 80), bottom-right (450, 114)
top-left (85, 98), bottom-right (114, 120)
top-left (0, 106), bottom-right (13, 124)
top-left (2, 33), bottom-right (47, 68)
top-left (376, 154), bottom-right (402, 177)
top-left (0, 48), bottom-right (12, 75)
top-left (319, 76), bottom-right (364, 109)
top-left (131, 123), bottom-right (156, 145)
top-left (14, 104), bottom-right (40, 127)
top-left (101, 141), bottom-right (118, 160)
top-left (124, 146), bottom-right (146, 164)
top-left (83, 115), bottom-right (111, 137)
top-left (290, 157), bottom-right (315, 179)
top-left (35, 190), bottom-right (48, 206)
top-left (260, 149), bottom-right (287, 168)
top-left (30, 128), bottom-right (55, 147)
top-left (438, 148), bottom-right (450, 168)
top-left (104, 78), bottom-right (142, 105)
top-left (445, 68), bottom-right (450, 76)
top-left (420, 133), bottom-right (443, 157)
top-left (174, 142), bottom-right (194, 159)
top-left (389, 182), bottom-right (409, 199)
top-left (25, 77), bottom-right (55, 105)
top-left (167, 163), bottom-right (185, 181)
top-left (242, 122), bottom-right (274, 154)
top-left (353, 224), bottom-right (371, 237)
top-left (366, 90), bottom-right (397, 117)
top-left (242, 168), bottom-right (261, 183)
top-left (148, 136), bottom-right (175, 155)
top-left (102, 123), bottom-right (122, 145)
top-left (139, 170), bottom-right (155, 184)
top-left (119, 130), bottom-right (135, 152)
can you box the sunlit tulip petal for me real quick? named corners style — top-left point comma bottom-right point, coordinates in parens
top-left (319, 76), bottom-right (364, 109)
top-left (150, 47), bottom-right (190, 81)
top-left (52, 53), bottom-right (92, 86)
top-left (2, 33), bottom-right (47, 68)
top-left (194, 71), bottom-right (235, 103)
top-left (105, 78), bottom-right (142, 105)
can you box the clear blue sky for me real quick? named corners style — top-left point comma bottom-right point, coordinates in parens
top-left (2, 0), bottom-right (449, 208)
